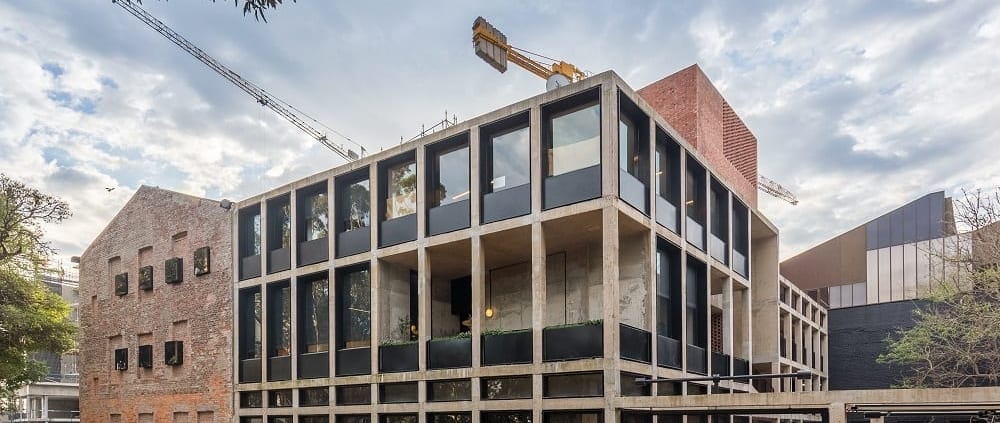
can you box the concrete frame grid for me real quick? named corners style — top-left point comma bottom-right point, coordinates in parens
top-left (775, 278), bottom-right (828, 392)
top-left (232, 72), bottom-right (756, 423)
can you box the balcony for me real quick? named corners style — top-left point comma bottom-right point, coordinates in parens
top-left (686, 344), bottom-right (707, 375)
top-left (542, 321), bottom-right (603, 362)
top-left (657, 335), bottom-right (682, 369)
top-left (619, 170), bottom-right (647, 214)
top-left (619, 324), bottom-right (651, 364)
top-left (711, 351), bottom-right (730, 376)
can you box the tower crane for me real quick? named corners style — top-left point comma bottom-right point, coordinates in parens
top-left (112, 0), bottom-right (365, 161)
top-left (471, 16), bottom-right (799, 206)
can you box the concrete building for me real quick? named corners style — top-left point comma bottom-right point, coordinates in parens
top-left (228, 67), bottom-right (800, 423)
top-left (79, 65), bottom-right (841, 422)
top-left (7, 269), bottom-right (81, 423)
top-left (77, 186), bottom-right (234, 422)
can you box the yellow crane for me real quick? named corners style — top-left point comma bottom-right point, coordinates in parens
top-left (472, 17), bottom-right (587, 90)
top-left (471, 16), bottom-right (799, 206)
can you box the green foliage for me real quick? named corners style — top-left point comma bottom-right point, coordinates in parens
top-left (544, 319), bottom-right (603, 330)
top-left (0, 174), bottom-right (76, 400)
top-left (431, 331), bottom-right (472, 341)
top-left (481, 328), bottom-right (530, 337)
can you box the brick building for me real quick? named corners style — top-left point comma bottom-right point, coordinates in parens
top-left (78, 186), bottom-right (234, 422)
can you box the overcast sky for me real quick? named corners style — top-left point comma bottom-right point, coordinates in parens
top-left (1, 0), bottom-right (998, 267)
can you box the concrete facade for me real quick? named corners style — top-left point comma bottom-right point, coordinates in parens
top-left (230, 70), bottom-right (760, 423)
top-left (78, 186), bottom-right (233, 422)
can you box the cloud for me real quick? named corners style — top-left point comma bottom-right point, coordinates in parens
top-left (0, 0), bottom-right (997, 268)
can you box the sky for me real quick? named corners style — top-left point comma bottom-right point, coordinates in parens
top-left (1, 0), bottom-right (998, 267)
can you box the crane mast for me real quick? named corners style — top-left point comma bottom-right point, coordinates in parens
top-left (112, 0), bottom-right (363, 161)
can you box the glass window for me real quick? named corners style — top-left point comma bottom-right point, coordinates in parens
top-left (656, 242), bottom-right (681, 340)
top-left (484, 412), bottom-right (532, 423)
top-left (339, 416), bottom-right (370, 423)
top-left (428, 379), bottom-right (471, 402)
top-left (430, 414), bottom-right (471, 423)
top-left (543, 373), bottom-right (603, 398)
top-left (303, 191), bottom-right (329, 241)
top-left (302, 417), bottom-right (330, 423)
top-left (544, 412), bottom-right (603, 423)
top-left (299, 387), bottom-right (329, 406)
top-left (341, 178), bottom-right (371, 231)
top-left (268, 196), bottom-right (291, 249)
top-left (548, 103), bottom-right (600, 176)
top-left (335, 384), bottom-right (371, 405)
top-left (482, 376), bottom-right (532, 400)
top-left (240, 206), bottom-right (262, 257)
top-left (240, 391), bottom-right (262, 408)
top-left (240, 287), bottom-right (262, 359)
top-left (300, 276), bottom-right (329, 353)
top-left (269, 389), bottom-right (292, 407)
top-left (269, 417), bottom-right (292, 423)
top-left (114, 348), bottom-right (128, 371)
top-left (431, 144), bottom-right (470, 207)
top-left (686, 259), bottom-right (706, 347)
top-left (268, 283), bottom-right (291, 357)
top-left (655, 137), bottom-right (680, 202)
top-left (137, 344), bottom-right (152, 369)
top-left (242, 418), bottom-right (264, 423)
top-left (620, 373), bottom-right (650, 397)
top-left (685, 159), bottom-right (706, 249)
top-left (338, 267), bottom-right (371, 349)
top-left (488, 126), bottom-right (530, 192)
top-left (385, 160), bottom-right (417, 220)
top-left (619, 116), bottom-right (640, 177)
top-left (379, 382), bottom-right (418, 403)
top-left (381, 415), bottom-right (417, 423)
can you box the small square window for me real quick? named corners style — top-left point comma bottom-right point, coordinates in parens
top-left (239, 391), bottom-right (263, 408)
top-left (336, 384), bottom-right (371, 405)
top-left (194, 247), bottom-right (211, 276)
top-left (114, 348), bottom-right (128, 371)
top-left (138, 345), bottom-right (153, 369)
top-left (138, 266), bottom-right (153, 290)
top-left (165, 257), bottom-right (183, 284)
top-left (114, 273), bottom-right (128, 296)
top-left (165, 341), bottom-right (184, 366)
top-left (298, 387), bottom-right (328, 406)
top-left (269, 389), bottom-right (292, 407)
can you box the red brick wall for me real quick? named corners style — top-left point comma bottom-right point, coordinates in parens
top-left (78, 186), bottom-right (233, 423)
top-left (638, 64), bottom-right (758, 208)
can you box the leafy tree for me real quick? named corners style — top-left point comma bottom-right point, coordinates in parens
top-left (0, 174), bottom-right (76, 402)
top-left (879, 188), bottom-right (1000, 388)
top-left (132, 0), bottom-right (294, 22)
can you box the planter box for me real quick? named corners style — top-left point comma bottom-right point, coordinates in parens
top-left (427, 337), bottom-right (472, 369)
top-left (482, 330), bottom-right (532, 366)
top-left (379, 213), bottom-right (417, 247)
top-left (239, 358), bottom-right (261, 383)
top-left (267, 355), bottom-right (291, 381)
top-left (619, 169), bottom-right (648, 214)
top-left (711, 351), bottom-right (730, 376)
top-left (298, 351), bottom-right (329, 379)
top-left (542, 323), bottom-right (603, 362)
top-left (657, 335), bottom-right (682, 369)
top-left (298, 237), bottom-right (329, 266)
top-left (139, 265), bottom-right (153, 290)
top-left (379, 342), bottom-right (418, 373)
top-left (240, 254), bottom-right (261, 280)
top-left (733, 357), bottom-right (750, 381)
top-left (336, 227), bottom-right (370, 258)
top-left (482, 184), bottom-right (530, 224)
top-left (543, 165), bottom-right (601, 210)
top-left (336, 347), bottom-right (371, 376)
top-left (164, 257), bottom-right (183, 284)
top-left (655, 197), bottom-right (679, 233)
top-left (619, 324), bottom-right (651, 363)
top-left (268, 247), bottom-right (291, 273)
top-left (687, 344), bottom-right (707, 375)
top-left (428, 200), bottom-right (470, 236)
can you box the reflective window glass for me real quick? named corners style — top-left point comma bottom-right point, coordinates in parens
top-left (268, 283), bottom-right (291, 357)
top-left (385, 161), bottom-right (417, 220)
top-left (548, 103), bottom-right (600, 176)
top-left (342, 179), bottom-right (370, 230)
top-left (338, 267), bottom-right (371, 348)
top-left (488, 126), bottom-right (530, 192)
top-left (431, 144), bottom-right (470, 207)
top-left (301, 276), bottom-right (329, 352)
top-left (304, 192), bottom-right (329, 241)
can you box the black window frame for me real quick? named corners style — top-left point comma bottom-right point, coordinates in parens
top-left (164, 340), bottom-right (184, 366)
top-left (266, 193), bottom-right (292, 251)
top-left (427, 133), bottom-right (471, 209)
top-left (114, 348), bottom-right (128, 371)
top-left (297, 183), bottom-right (329, 243)
top-left (336, 264), bottom-right (371, 350)
top-left (656, 239), bottom-right (682, 340)
top-left (298, 272), bottom-right (330, 353)
top-left (239, 286), bottom-right (263, 360)
top-left (267, 281), bottom-right (292, 358)
top-left (137, 344), bottom-right (153, 369)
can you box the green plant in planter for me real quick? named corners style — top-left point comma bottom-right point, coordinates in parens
top-left (481, 328), bottom-right (531, 337)
top-left (379, 338), bottom-right (418, 347)
top-left (432, 331), bottom-right (472, 341)
top-left (545, 319), bottom-right (603, 330)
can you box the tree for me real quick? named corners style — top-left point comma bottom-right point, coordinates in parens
top-left (133, 0), bottom-right (295, 22)
top-left (879, 188), bottom-right (1000, 388)
top-left (0, 174), bottom-right (76, 402)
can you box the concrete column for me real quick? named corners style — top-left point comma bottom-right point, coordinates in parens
top-left (602, 82), bottom-right (619, 197)
top-left (287, 190), bottom-right (298, 381)
top-left (530, 222), bottom-right (546, 423)
top-left (530, 105), bottom-right (543, 215)
top-left (602, 206), bottom-right (621, 414)
top-left (328, 177), bottom-right (338, 382)
top-left (370, 256), bottom-right (381, 376)
top-left (369, 164), bottom-right (379, 257)
top-left (724, 277), bottom-right (734, 375)
top-left (41, 395), bottom-right (48, 419)
top-left (471, 236), bottom-right (485, 368)
top-left (828, 403), bottom-right (847, 423)
top-left (469, 127), bottom-right (482, 228)
top-left (416, 145), bottom-right (427, 239)
top-left (418, 247), bottom-right (431, 372)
